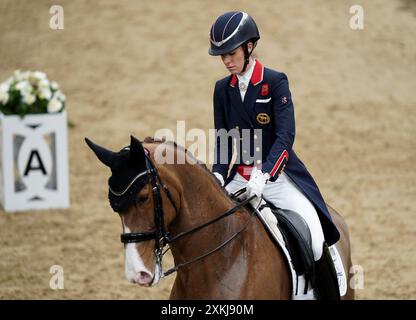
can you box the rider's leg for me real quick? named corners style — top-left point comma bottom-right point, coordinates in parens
top-left (262, 172), bottom-right (339, 300)
top-left (225, 172), bottom-right (248, 195)
top-left (262, 172), bottom-right (324, 261)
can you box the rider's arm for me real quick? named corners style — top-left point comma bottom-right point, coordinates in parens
top-left (262, 73), bottom-right (295, 180)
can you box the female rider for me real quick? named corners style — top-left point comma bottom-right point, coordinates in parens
top-left (209, 11), bottom-right (340, 299)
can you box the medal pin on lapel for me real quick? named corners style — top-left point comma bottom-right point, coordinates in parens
top-left (261, 83), bottom-right (269, 96)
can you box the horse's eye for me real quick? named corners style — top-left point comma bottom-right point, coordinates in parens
top-left (136, 195), bottom-right (148, 204)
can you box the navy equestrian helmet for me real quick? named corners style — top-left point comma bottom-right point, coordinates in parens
top-left (208, 11), bottom-right (260, 56)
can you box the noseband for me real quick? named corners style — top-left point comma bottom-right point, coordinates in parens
top-left (117, 155), bottom-right (256, 278)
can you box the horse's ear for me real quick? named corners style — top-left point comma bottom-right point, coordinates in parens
top-left (85, 138), bottom-right (114, 168)
top-left (130, 135), bottom-right (146, 168)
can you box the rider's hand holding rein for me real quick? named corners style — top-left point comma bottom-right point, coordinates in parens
top-left (246, 167), bottom-right (270, 203)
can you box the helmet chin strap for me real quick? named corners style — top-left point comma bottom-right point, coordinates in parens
top-left (241, 42), bottom-right (255, 73)
top-left (241, 43), bottom-right (250, 73)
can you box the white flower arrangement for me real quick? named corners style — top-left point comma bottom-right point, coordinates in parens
top-left (0, 70), bottom-right (66, 116)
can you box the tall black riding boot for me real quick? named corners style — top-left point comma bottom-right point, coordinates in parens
top-left (314, 243), bottom-right (341, 300)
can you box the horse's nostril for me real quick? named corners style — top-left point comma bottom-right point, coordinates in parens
top-left (138, 271), bottom-right (153, 284)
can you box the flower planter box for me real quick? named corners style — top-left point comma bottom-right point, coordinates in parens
top-left (0, 111), bottom-right (69, 212)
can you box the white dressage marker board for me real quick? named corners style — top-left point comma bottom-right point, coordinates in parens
top-left (0, 111), bottom-right (69, 212)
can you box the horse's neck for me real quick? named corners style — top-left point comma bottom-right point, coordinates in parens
top-left (163, 161), bottom-right (291, 299)
top-left (166, 163), bottom-right (253, 295)
top-left (168, 163), bottom-right (240, 255)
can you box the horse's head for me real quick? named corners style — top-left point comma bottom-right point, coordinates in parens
top-left (85, 136), bottom-right (178, 287)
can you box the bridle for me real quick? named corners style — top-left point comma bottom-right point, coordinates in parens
top-left (117, 154), bottom-right (257, 278)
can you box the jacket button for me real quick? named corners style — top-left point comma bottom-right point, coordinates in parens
top-left (243, 149), bottom-right (247, 154)
top-left (235, 126), bottom-right (239, 129)
top-left (257, 160), bottom-right (262, 164)
top-left (256, 147), bottom-right (260, 152)
top-left (254, 135), bottom-right (258, 139)
top-left (245, 160), bottom-right (250, 165)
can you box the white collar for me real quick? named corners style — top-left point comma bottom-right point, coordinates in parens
top-left (237, 59), bottom-right (256, 85)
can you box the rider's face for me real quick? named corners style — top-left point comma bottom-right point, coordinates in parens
top-left (220, 43), bottom-right (253, 75)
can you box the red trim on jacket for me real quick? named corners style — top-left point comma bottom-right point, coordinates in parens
top-left (250, 59), bottom-right (264, 86)
top-left (270, 150), bottom-right (289, 177)
top-left (229, 59), bottom-right (264, 87)
top-left (230, 74), bottom-right (238, 87)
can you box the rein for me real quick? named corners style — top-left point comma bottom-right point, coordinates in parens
top-left (118, 155), bottom-right (257, 278)
top-left (162, 194), bottom-right (256, 277)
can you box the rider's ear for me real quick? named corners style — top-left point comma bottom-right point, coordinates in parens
top-left (130, 135), bottom-right (146, 169)
top-left (85, 137), bottom-right (114, 168)
top-left (247, 42), bottom-right (253, 53)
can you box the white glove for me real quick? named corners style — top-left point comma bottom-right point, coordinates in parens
top-left (246, 167), bottom-right (270, 200)
top-left (213, 172), bottom-right (225, 187)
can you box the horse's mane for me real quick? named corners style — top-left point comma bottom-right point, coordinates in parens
top-left (142, 136), bottom-right (231, 198)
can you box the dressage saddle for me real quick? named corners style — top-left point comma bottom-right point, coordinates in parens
top-left (260, 202), bottom-right (340, 300)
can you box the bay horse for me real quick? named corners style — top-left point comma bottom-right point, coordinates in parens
top-left (85, 136), bottom-right (354, 299)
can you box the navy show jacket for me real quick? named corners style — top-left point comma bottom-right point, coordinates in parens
top-left (212, 60), bottom-right (340, 245)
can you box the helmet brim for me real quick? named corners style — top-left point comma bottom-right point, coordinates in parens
top-left (208, 39), bottom-right (251, 56)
